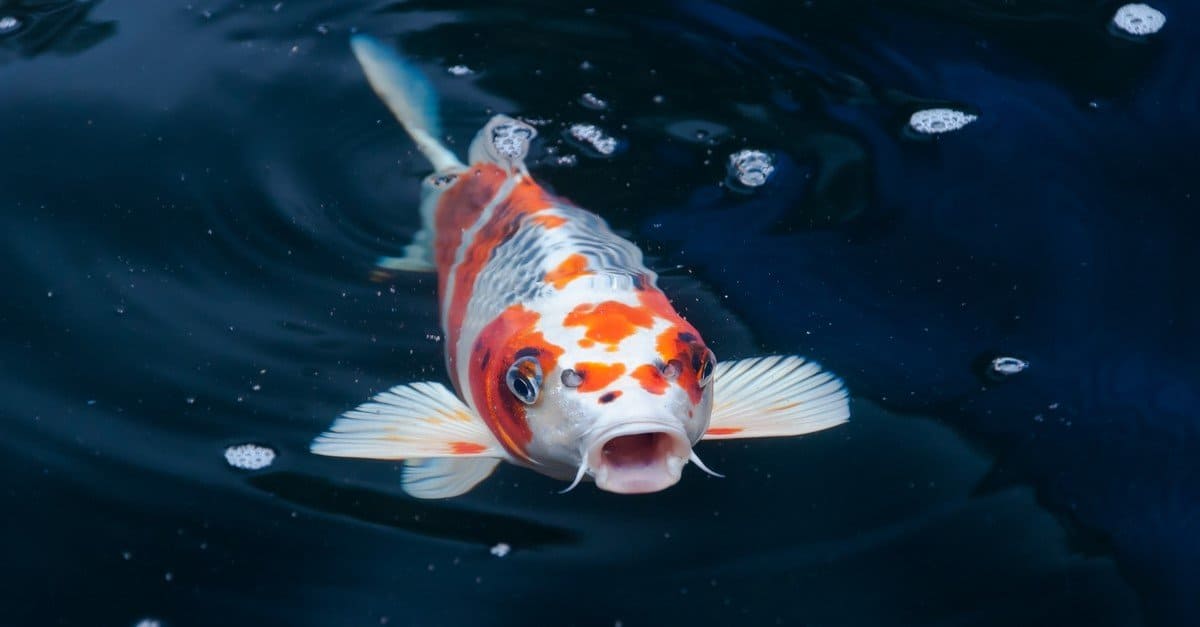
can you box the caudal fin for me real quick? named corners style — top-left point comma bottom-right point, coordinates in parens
top-left (350, 34), bottom-right (464, 172)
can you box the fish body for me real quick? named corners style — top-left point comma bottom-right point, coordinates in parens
top-left (311, 35), bottom-right (850, 498)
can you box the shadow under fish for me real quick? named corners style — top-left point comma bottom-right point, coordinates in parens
top-left (248, 471), bottom-right (580, 548)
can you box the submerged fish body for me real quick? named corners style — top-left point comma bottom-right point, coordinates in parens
top-left (311, 35), bottom-right (850, 498)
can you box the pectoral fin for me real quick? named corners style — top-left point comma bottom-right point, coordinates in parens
top-left (311, 381), bottom-right (503, 460)
top-left (402, 457), bottom-right (502, 499)
top-left (704, 355), bottom-right (849, 440)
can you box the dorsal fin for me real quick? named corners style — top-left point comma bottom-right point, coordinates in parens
top-left (350, 34), bottom-right (464, 172)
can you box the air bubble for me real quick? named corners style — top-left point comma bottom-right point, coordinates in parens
top-left (1112, 4), bottom-right (1166, 35)
top-left (555, 154), bottom-right (578, 167)
top-left (0, 15), bottom-right (20, 34)
top-left (224, 443), bottom-right (276, 470)
top-left (579, 92), bottom-right (607, 110)
top-left (566, 124), bottom-right (619, 156)
top-left (909, 108), bottom-right (978, 134)
top-left (989, 356), bottom-right (1029, 377)
top-left (727, 149), bottom-right (775, 189)
top-left (447, 65), bottom-right (474, 77)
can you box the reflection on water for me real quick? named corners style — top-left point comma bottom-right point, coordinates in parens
top-left (1, 0), bottom-right (1196, 625)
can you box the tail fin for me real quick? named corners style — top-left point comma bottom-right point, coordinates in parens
top-left (350, 34), bottom-right (464, 172)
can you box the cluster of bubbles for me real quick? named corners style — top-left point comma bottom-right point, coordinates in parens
top-left (223, 443), bottom-right (276, 470)
top-left (1112, 3), bottom-right (1166, 35)
top-left (490, 120), bottom-right (535, 160)
top-left (989, 356), bottom-right (1029, 377)
top-left (567, 123), bottom-right (619, 156)
top-left (727, 149), bottom-right (775, 189)
top-left (909, 108), bottom-right (978, 134)
top-left (446, 64), bottom-right (474, 77)
top-left (0, 15), bottom-right (20, 34)
top-left (489, 542), bottom-right (511, 557)
top-left (579, 92), bottom-right (608, 110)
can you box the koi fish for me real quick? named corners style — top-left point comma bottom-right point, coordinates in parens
top-left (310, 35), bottom-right (850, 498)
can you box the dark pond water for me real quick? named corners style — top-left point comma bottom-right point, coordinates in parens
top-left (3, 1), bottom-right (1197, 625)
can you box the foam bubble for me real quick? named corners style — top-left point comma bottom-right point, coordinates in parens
top-left (990, 356), bottom-right (1029, 377)
top-left (1112, 4), bottom-right (1166, 36)
top-left (567, 124), bottom-right (619, 156)
top-left (727, 149), bottom-right (775, 189)
top-left (447, 65), bottom-right (474, 77)
top-left (0, 16), bottom-right (19, 34)
top-left (490, 121), bottom-right (534, 160)
top-left (133, 619), bottom-right (164, 627)
top-left (579, 92), bottom-right (607, 110)
top-left (909, 108), bottom-right (978, 134)
top-left (224, 443), bottom-right (276, 470)
top-left (489, 542), bottom-right (511, 557)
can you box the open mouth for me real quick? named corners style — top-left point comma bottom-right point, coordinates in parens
top-left (585, 425), bottom-right (691, 494)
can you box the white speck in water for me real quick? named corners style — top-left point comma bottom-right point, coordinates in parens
top-left (990, 356), bottom-right (1029, 376)
top-left (315, 23), bottom-right (329, 35)
top-left (727, 149), bottom-right (775, 188)
top-left (652, 94), bottom-right (665, 104)
top-left (579, 60), bottom-right (593, 71)
top-left (133, 619), bottom-right (163, 627)
top-left (224, 443), bottom-right (276, 470)
top-left (579, 92), bottom-right (607, 110)
top-left (271, 2), bottom-right (283, 12)
top-left (909, 108), bottom-right (978, 134)
top-left (0, 16), bottom-right (20, 33)
top-left (555, 154), bottom-right (578, 167)
top-left (489, 542), bottom-right (511, 557)
top-left (1112, 4), bottom-right (1166, 35)
top-left (446, 64), bottom-right (474, 76)
top-left (185, 396), bottom-right (195, 405)
top-left (567, 123), bottom-right (618, 156)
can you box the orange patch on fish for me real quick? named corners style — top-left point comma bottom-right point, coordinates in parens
top-left (631, 364), bottom-right (669, 395)
top-left (469, 305), bottom-right (564, 460)
top-left (705, 427), bottom-right (743, 436)
top-left (544, 253), bottom-right (593, 290)
top-left (573, 362), bottom-right (626, 393)
top-left (531, 213), bottom-right (566, 229)
top-left (564, 300), bottom-right (654, 348)
top-left (448, 441), bottom-right (488, 455)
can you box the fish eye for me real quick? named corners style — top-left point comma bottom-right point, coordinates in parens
top-left (699, 349), bottom-right (716, 387)
top-left (662, 359), bottom-right (683, 380)
top-left (506, 356), bottom-right (543, 405)
top-left (561, 368), bottom-right (583, 388)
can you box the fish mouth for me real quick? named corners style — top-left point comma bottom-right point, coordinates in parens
top-left (584, 422), bottom-right (691, 494)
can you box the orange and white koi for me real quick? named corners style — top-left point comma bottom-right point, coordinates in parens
top-left (310, 35), bottom-right (850, 498)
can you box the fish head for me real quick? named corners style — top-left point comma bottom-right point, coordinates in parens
top-left (471, 291), bottom-right (716, 494)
